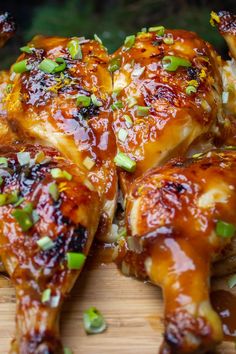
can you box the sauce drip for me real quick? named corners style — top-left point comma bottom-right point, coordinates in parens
top-left (211, 290), bottom-right (236, 341)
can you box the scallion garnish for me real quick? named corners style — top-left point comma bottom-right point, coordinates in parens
top-left (12, 208), bottom-right (34, 232)
top-left (108, 56), bottom-right (121, 72)
top-left (0, 176), bottom-right (3, 186)
top-left (53, 57), bottom-right (67, 73)
top-left (17, 152), bottom-right (31, 166)
top-left (216, 220), bottom-right (236, 238)
top-left (162, 55), bottom-right (191, 72)
top-left (0, 194), bottom-right (7, 206)
top-left (7, 191), bottom-right (19, 205)
top-left (51, 168), bottom-right (72, 181)
top-left (148, 25), bottom-right (165, 36)
top-left (0, 157), bottom-right (8, 167)
top-left (228, 274), bottom-right (236, 289)
top-left (126, 96), bottom-right (137, 108)
top-left (91, 94), bottom-right (102, 107)
top-left (186, 85), bottom-right (197, 95)
top-left (94, 34), bottom-right (102, 44)
top-left (14, 197), bottom-right (25, 207)
top-left (38, 58), bottom-right (58, 74)
top-left (83, 156), bottom-right (95, 170)
top-left (64, 347), bottom-right (73, 354)
top-left (20, 46), bottom-right (34, 54)
top-left (49, 182), bottom-right (59, 201)
top-left (68, 39), bottom-right (82, 60)
top-left (12, 60), bottom-right (32, 74)
top-left (132, 67), bottom-right (145, 78)
top-left (111, 101), bottom-right (123, 110)
top-left (66, 252), bottom-right (86, 270)
top-left (41, 288), bottom-right (51, 303)
top-left (163, 35), bottom-right (174, 45)
top-left (114, 152), bottom-right (136, 172)
top-left (83, 307), bottom-right (107, 334)
top-left (118, 227), bottom-right (127, 239)
top-left (37, 236), bottom-right (54, 251)
top-left (76, 95), bottom-right (91, 107)
top-left (124, 115), bottom-right (133, 127)
top-left (222, 91), bottom-right (229, 104)
top-left (137, 105), bottom-right (150, 117)
top-left (124, 35), bottom-right (135, 50)
top-left (118, 128), bottom-right (128, 142)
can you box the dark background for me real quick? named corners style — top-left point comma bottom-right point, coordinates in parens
top-left (1, 0), bottom-right (236, 69)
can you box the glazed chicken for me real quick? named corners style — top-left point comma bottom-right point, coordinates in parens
top-left (0, 144), bottom-right (100, 353)
top-left (116, 149), bottom-right (236, 353)
top-left (4, 35), bottom-right (117, 241)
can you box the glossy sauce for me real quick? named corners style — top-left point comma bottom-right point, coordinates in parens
top-left (211, 290), bottom-right (236, 341)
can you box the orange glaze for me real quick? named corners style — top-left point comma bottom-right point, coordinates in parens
top-left (211, 290), bottom-right (236, 341)
top-left (116, 149), bottom-right (236, 353)
top-left (4, 35), bottom-right (118, 234)
top-left (112, 29), bottom-right (223, 192)
top-left (0, 144), bottom-right (101, 353)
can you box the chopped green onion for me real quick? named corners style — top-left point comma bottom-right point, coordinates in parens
top-left (68, 39), bottom-right (82, 60)
top-left (228, 274), bottom-right (236, 289)
top-left (94, 34), bottom-right (102, 44)
top-left (118, 227), bottom-right (127, 238)
top-left (41, 288), bottom-right (51, 303)
top-left (14, 197), bottom-right (25, 207)
top-left (12, 60), bottom-right (32, 74)
top-left (137, 105), bottom-right (150, 117)
top-left (91, 94), bottom-right (102, 107)
top-left (83, 156), bottom-right (95, 170)
top-left (224, 146), bottom-right (236, 150)
top-left (38, 58), bottom-right (58, 74)
top-left (66, 252), bottom-right (86, 270)
top-left (0, 157), bottom-right (8, 167)
top-left (51, 168), bottom-right (72, 181)
top-left (0, 176), bottom-right (3, 186)
top-left (132, 67), bottom-right (145, 78)
top-left (12, 209), bottom-right (34, 232)
top-left (53, 57), bottom-right (67, 73)
top-left (141, 27), bottom-right (147, 33)
top-left (37, 236), bottom-right (54, 251)
top-left (149, 26), bottom-right (165, 36)
top-left (23, 202), bottom-right (33, 214)
top-left (124, 35), bottom-right (135, 50)
top-left (163, 35), bottom-right (174, 45)
top-left (162, 55), bottom-right (191, 72)
top-left (186, 85), bottom-right (197, 95)
top-left (17, 152), bottom-right (31, 166)
top-left (114, 152), bottom-right (136, 172)
top-left (0, 194), bottom-right (7, 206)
top-left (111, 101), bottom-right (123, 110)
top-left (32, 210), bottom-right (40, 224)
top-left (49, 182), bottom-right (59, 201)
top-left (118, 128), bottom-right (128, 142)
top-left (5, 84), bottom-right (12, 93)
top-left (76, 95), bottom-right (91, 107)
top-left (124, 115), bottom-right (133, 127)
top-left (20, 46), bottom-right (34, 54)
top-left (7, 191), bottom-right (19, 205)
top-left (126, 96), bottom-right (137, 108)
top-left (64, 347), bottom-right (73, 354)
top-left (83, 307), bottom-right (107, 334)
top-left (222, 91), bottom-right (229, 104)
top-left (216, 220), bottom-right (236, 238)
top-left (108, 56), bottom-right (121, 72)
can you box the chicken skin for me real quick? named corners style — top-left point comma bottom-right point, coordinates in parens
top-left (112, 27), bottom-right (224, 192)
top-left (0, 145), bottom-right (100, 353)
top-left (116, 149), bottom-right (236, 353)
top-left (4, 35), bottom-right (117, 241)
top-left (0, 12), bottom-right (15, 48)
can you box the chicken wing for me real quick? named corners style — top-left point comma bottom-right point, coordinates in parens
top-left (0, 144), bottom-right (100, 353)
top-left (4, 35), bottom-right (117, 241)
top-left (116, 149), bottom-right (236, 353)
top-left (0, 11), bottom-right (15, 48)
top-left (111, 27), bottom-right (224, 192)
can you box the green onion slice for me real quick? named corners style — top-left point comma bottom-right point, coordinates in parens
top-left (12, 60), bottom-right (32, 74)
top-left (38, 58), bottom-right (58, 74)
top-left (64, 347), bottom-right (73, 354)
top-left (124, 35), bottom-right (135, 50)
top-left (20, 46), bottom-right (34, 54)
top-left (66, 252), bottom-right (86, 270)
top-left (49, 182), bottom-right (59, 201)
top-left (108, 56), bottom-right (122, 72)
top-left (83, 307), bottom-right (107, 334)
top-left (111, 101), bottom-right (123, 110)
top-left (0, 176), bottom-right (3, 186)
top-left (37, 236), bottom-right (54, 251)
top-left (42, 288), bottom-right (51, 303)
top-left (83, 156), bottom-right (95, 170)
top-left (53, 57), bottom-right (67, 73)
top-left (216, 220), bottom-right (236, 238)
top-left (114, 152), bottom-right (136, 172)
top-left (76, 95), bottom-right (91, 107)
top-left (186, 85), bottom-right (197, 95)
top-left (126, 96), bottom-right (137, 108)
top-left (124, 115), bottom-right (133, 127)
top-left (17, 152), bottom-right (31, 166)
top-left (148, 25), bottom-right (165, 36)
top-left (118, 128), bottom-right (128, 142)
top-left (51, 168), bottom-right (72, 181)
top-left (12, 208), bottom-right (34, 232)
top-left (163, 35), bottom-right (174, 45)
top-left (0, 194), bottom-right (7, 206)
top-left (137, 106), bottom-right (150, 117)
top-left (68, 39), bottom-right (82, 60)
top-left (228, 274), bottom-right (236, 289)
top-left (162, 55), bottom-right (191, 72)
top-left (94, 34), bottom-right (103, 44)
top-left (0, 157), bottom-right (8, 167)
top-left (91, 94), bottom-right (102, 107)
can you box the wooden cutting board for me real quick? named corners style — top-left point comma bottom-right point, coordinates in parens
top-left (0, 247), bottom-right (235, 354)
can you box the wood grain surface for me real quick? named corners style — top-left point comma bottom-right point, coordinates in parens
top-left (0, 248), bottom-right (235, 354)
